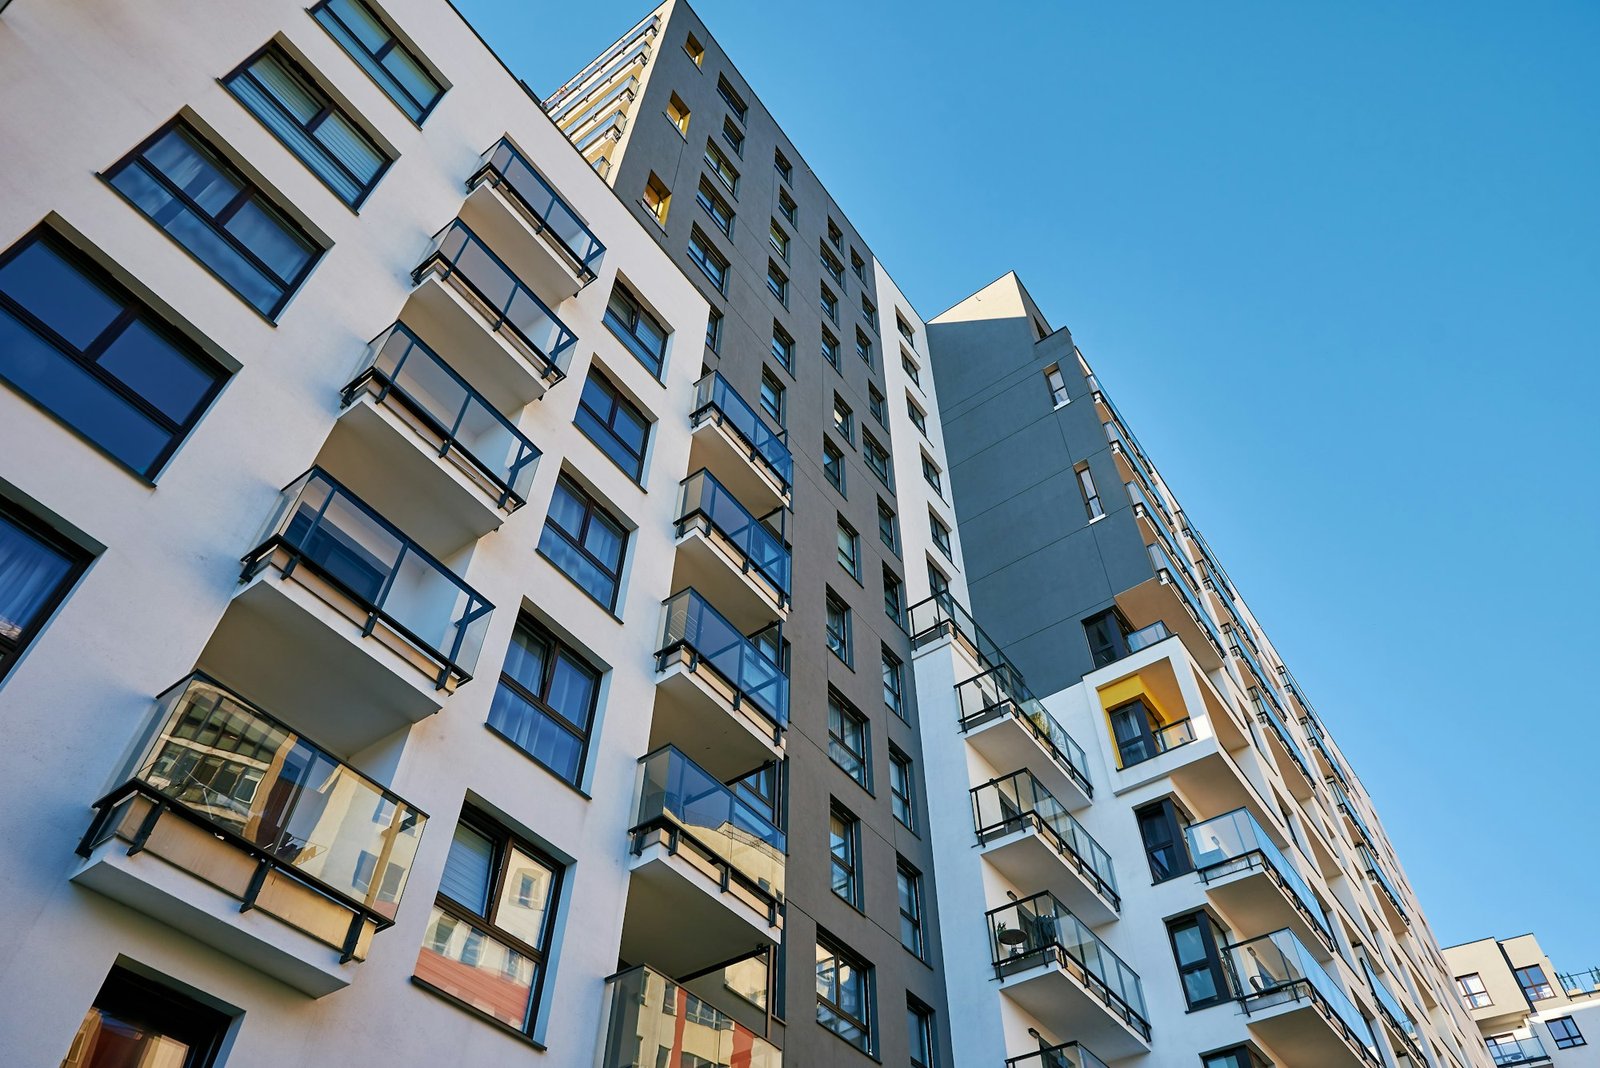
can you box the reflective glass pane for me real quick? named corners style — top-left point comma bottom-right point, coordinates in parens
top-left (0, 240), bottom-right (121, 350)
top-left (96, 319), bottom-right (214, 423)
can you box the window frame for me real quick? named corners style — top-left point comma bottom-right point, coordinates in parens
top-left (1045, 363), bottom-right (1070, 407)
top-left (832, 393), bottom-right (855, 445)
top-left (822, 437), bottom-right (846, 495)
top-left (1135, 798), bottom-right (1193, 882)
top-left (829, 801), bottom-right (863, 908)
top-left (1515, 964), bottom-right (1555, 1001)
top-left (759, 367), bottom-right (786, 426)
top-left (877, 498), bottom-right (899, 554)
top-left (766, 259), bottom-right (789, 306)
top-left (603, 282), bottom-right (670, 376)
top-left (537, 474), bottom-right (628, 612)
top-left (0, 498), bottom-right (90, 683)
top-left (882, 567), bottom-right (904, 625)
top-left (641, 172), bottom-right (671, 227)
top-left (816, 934), bottom-right (875, 1055)
top-left (68, 966), bottom-right (231, 1068)
top-left (1167, 911), bottom-right (1232, 1010)
top-left (855, 327), bottom-right (873, 368)
top-left (822, 329), bottom-right (841, 370)
top-left (666, 92), bottom-right (691, 136)
top-left (863, 433), bottom-right (892, 487)
top-left (906, 996), bottom-right (935, 1068)
top-left (574, 366), bottom-right (650, 482)
top-left (485, 613), bottom-right (602, 787)
top-left (774, 148), bottom-right (793, 184)
top-left (695, 176), bottom-right (735, 237)
top-left (907, 394), bottom-right (927, 435)
top-left (1549, 1015), bottom-right (1586, 1049)
top-left (897, 859), bottom-right (926, 959)
top-left (705, 307), bottom-right (723, 352)
top-left (716, 74), bottom-right (748, 122)
top-left (770, 321), bottom-right (795, 373)
top-left (309, 0), bottom-right (445, 124)
top-left (686, 226), bottom-right (730, 294)
top-left (703, 138), bottom-right (740, 196)
top-left (828, 689), bottom-right (870, 786)
top-left (889, 745), bottom-right (915, 828)
top-left (1075, 461), bottom-right (1104, 520)
top-left (721, 115), bottom-right (745, 157)
top-left (1455, 972), bottom-right (1492, 1009)
top-left (836, 515), bottom-right (861, 581)
top-left (825, 589), bottom-right (854, 667)
top-left (921, 453), bottom-right (942, 496)
top-left (882, 646), bottom-right (907, 721)
top-left (768, 218), bottom-right (791, 261)
top-left (929, 510), bottom-right (952, 559)
top-left (777, 187), bottom-right (798, 225)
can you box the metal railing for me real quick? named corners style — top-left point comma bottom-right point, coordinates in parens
top-left (676, 468), bottom-right (790, 602)
top-left (600, 964), bottom-right (780, 1068)
top-left (972, 770), bottom-right (1118, 909)
top-left (955, 664), bottom-right (1092, 798)
top-left (1186, 808), bottom-right (1331, 945)
top-left (1486, 1036), bottom-right (1549, 1066)
top-left (1225, 929), bottom-right (1377, 1064)
top-left (691, 371), bottom-right (794, 494)
top-left (632, 745), bottom-right (785, 898)
top-left (469, 138), bottom-right (604, 283)
top-left (1005, 1041), bottom-right (1110, 1068)
top-left (1118, 714), bottom-right (1196, 769)
top-left (1362, 960), bottom-right (1424, 1061)
top-left (656, 588), bottom-right (789, 728)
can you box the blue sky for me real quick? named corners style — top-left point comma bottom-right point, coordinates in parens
top-left (456, 0), bottom-right (1600, 965)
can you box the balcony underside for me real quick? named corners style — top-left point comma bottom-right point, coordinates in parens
top-left (1243, 993), bottom-right (1375, 1068)
top-left (687, 417), bottom-right (787, 516)
top-left (671, 526), bottom-right (786, 635)
top-left (1196, 860), bottom-right (1334, 962)
top-left (963, 707), bottom-right (1091, 813)
top-left (460, 179), bottom-right (585, 307)
top-left (402, 273), bottom-right (549, 413)
top-left (996, 959), bottom-right (1150, 1059)
top-left (980, 828), bottom-right (1118, 926)
top-left (652, 656), bottom-right (783, 782)
top-left (1115, 576), bottom-right (1223, 673)
top-left (623, 830), bottom-right (780, 978)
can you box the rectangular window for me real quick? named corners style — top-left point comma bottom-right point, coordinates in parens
top-left (687, 227), bottom-right (730, 293)
top-left (311, 0), bottom-right (445, 123)
top-left (716, 75), bottom-right (748, 122)
top-left (1045, 363), bottom-right (1070, 406)
top-left (1455, 973), bottom-right (1492, 1008)
top-left (1167, 912), bottom-right (1231, 1009)
top-left (856, 329), bottom-right (873, 368)
top-left (604, 282), bottom-right (669, 375)
top-left (902, 351), bottom-right (921, 385)
top-left (642, 172), bottom-right (671, 226)
top-left (575, 368), bottom-right (650, 481)
top-left (927, 560), bottom-right (949, 598)
top-left (821, 245), bottom-right (845, 287)
top-left (770, 322), bottom-right (795, 372)
top-left (829, 802), bottom-right (862, 906)
top-left (816, 936), bottom-right (874, 1054)
top-left (897, 860), bottom-right (925, 958)
top-left (883, 568), bottom-right (903, 624)
top-left (832, 394), bottom-right (855, 444)
top-left (825, 590), bottom-right (853, 668)
top-left (878, 499), bottom-right (899, 554)
top-left (666, 92), bottom-right (691, 135)
top-left (929, 511), bottom-right (952, 559)
top-left (704, 139), bottom-right (739, 195)
top-left (827, 218), bottom-right (844, 250)
top-left (106, 121), bottom-right (323, 318)
top-left (853, 250), bottom-right (869, 283)
top-left (828, 690), bottom-right (869, 785)
top-left (868, 384), bottom-right (886, 425)
top-left (416, 811), bottom-right (562, 1035)
top-left (759, 368), bottom-right (785, 426)
top-left (921, 453), bottom-right (942, 496)
top-left (695, 177), bottom-right (734, 236)
top-left (1203, 1048), bottom-right (1265, 1068)
top-left (766, 260), bottom-right (789, 306)
top-left (225, 46), bottom-right (391, 208)
top-left (822, 329), bottom-right (841, 370)
top-left (486, 615), bottom-right (600, 785)
top-left (778, 187), bottom-right (797, 225)
top-left (1135, 799), bottom-right (1192, 881)
top-left (907, 998), bottom-right (935, 1068)
top-left (774, 148), bottom-right (792, 184)
top-left (861, 296), bottom-right (878, 331)
top-left (907, 395), bottom-right (927, 435)
top-left (705, 307), bottom-right (723, 352)
top-left (820, 284), bottom-right (839, 323)
top-left (538, 474), bottom-right (627, 610)
top-left (836, 516), bottom-right (861, 580)
top-left (823, 438), bottom-right (845, 494)
top-left (882, 647), bottom-right (906, 720)
top-left (684, 32), bottom-right (704, 65)
top-left (889, 745), bottom-right (914, 827)
top-left (1075, 462), bottom-right (1104, 520)
top-left (722, 115), bottom-right (745, 157)
top-left (0, 500), bottom-right (87, 681)
top-left (63, 966), bottom-right (230, 1068)
top-left (1550, 1016), bottom-right (1586, 1049)
top-left (863, 434), bottom-right (891, 486)
top-left (896, 312), bottom-right (915, 344)
top-left (1515, 964), bottom-right (1555, 1001)
top-left (0, 229), bottom-right (229, 476)
top-left (769, 219), bottom-right (790, 261)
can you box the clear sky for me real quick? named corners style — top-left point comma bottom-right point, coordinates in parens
top-left (455, 0), bottom-right (1600, 966)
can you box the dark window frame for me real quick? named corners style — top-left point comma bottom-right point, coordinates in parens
top-left (603, 281), bottom-right (670, 377)
top-left (716, 75), bottom-right (748, 123)
top-left (897, 858), bottom-right (926, 959)
top-left (309, 0), bottom-right (446, 124)
top-left (1135, 798), bottom-right (1193, 882)
top-left (485, 613), bottom-right (602, 788)
top-left (1167, 911), bottom-right (1231, 1010)
top-left (825, 589), bottom-right (853, 668)
top-left (827, 688), bottom-right (870, 786)
top-left (882, 646), bottom-right (907, 721)
top-left (69, 965), bottom-right (231, 1068)
top-left (889, 744), bottom-right (915, 829)
top-left (1515, 964), bottom-right (1555, 1002)
top-left (829, 801), bottom-right (862, 908)
top-left (0, 498), bottom-right (90, 685)
top-left (686, 226), bottom-right (731, 295)
top-left (574, 366), bottom-right (650, 482)
top-left (537, 474), bottom-right (628, 612)
top-left (1549, 1015), bottom-right (1586, 1049)
top-left (816, 934), bottom-right (875, 1055)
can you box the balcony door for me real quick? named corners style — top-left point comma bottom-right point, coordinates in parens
top-left (1110, 699), bottom-right (1157, 767)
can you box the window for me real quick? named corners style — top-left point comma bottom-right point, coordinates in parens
top-left (722, 116), bottom-right (745, 157)
top-left (62, 966), bottom-right (230, 1068)
top-left (836, 516), bottom-right (861, 580)
top-left (575, 368), bottom-right (650, 480)
top-left (759, 368), bottom-right (786, 426)
top-left (1455, 973), bottom-right (1492, 1009)
top-left (883, 568), bottom-right (904, 624)
top-left (770, 322), bottom-right (795, 372)
top-left (927, 560), bottom-right (949, 598)
top-left (863, 434), bottom-right (891, 486)
top-left (902, 350), bottom-right (921, 384)
top-left (766, 260), bottom-right (788, 306)
top-left (829, 803), bottom-right (862, 906)
top-left (821, 244), bottom-right (845, 287)
top-left (1109, 698), bottom-right (1162, 767)
top-left (889, 746), bottom-right (914, 826)
top-left (538, 474), bottom-right (626, 610)
top-left (1202, 1048), bottom-right (1266, 1068)
top-left (825, 590), bottom-right (853, 667)
top-left (687, 227), bottom-right (730, 293)
top-left (1075, 461), bottom-right (1103, 520)
top-left (820, 284), bottom-right (839, 323)
top-left (921, 454), bottom-right (942, 496)
top-left (907, 998), bottom-right (935, 1068)
top-left (705, 307), bottom-right (723, 352)
top-left (878, 499), bottom-right (899, 554)
top-left (684, 32), bottom-right (704, 65)
top-left (0, 501), bottom-right (86, 681)
top-left (778, 187), bottom-right (797, 225)
top-left (822, 329), bottom-right (842, 370)
top-left (822, 438), bottom-right (845, 494)
top-left (696, 177), bottom-right (734, 236)
top-left (666, 92), bottom-right (691, 135)
top-left (898, 860), bottom-right (926, 958)
top-left (907, 395), bottom-right (927, 435)
top-left (827, 217), bottom-right (844, 250)
top-left (716, 75), bottom-right (748, 122)
top-left (882, 647), bottom-right (906, 720)
top-left (828, 689), bottom-right (869, 784)
top-left (769, 219), bottom-right (790, 261)
top-left (1550, 1016), bottom-right (1586, 1049)
top-left (856, 328), bottom-right (873, 368)
top-left (604, 282), bottom-right (669, 375)
top-left (868, 383), bottom-right (887, 425)
top-left (1033, 316), bottom-right (1049, 340)
top-left (311, 0), bottom-right (444, 123)
top-left (896, 312), bottom-right (915, 344)
top-left (416, 812), bottom-right (562, 1035)
top-left (486, 615), bottom-right (600, 785)
top-left (703, 139), bottom-right (739, 195)
top-left (0, 229), bottom-right (228, 476)
top-left (861, 296), bottom-right (878, 331)
top-left (1045, 363), bottom-right (1070, 406)
top-left (1515, 964), bottom-right (1555, 1001)
top-left (816, 936), bottom-right (873, 1054)
top-left (1135, 799), bottom-right (1192, 881)
top-left (226, 47), bottom-right (391, 210)
top-left (929, 511), bottom-right (952, 559)
top-left (642, 172), bottom-right (671, 226)
top-left (1168, 912), bottom-right (1231, 1009)
top-left (832, 394), bottom-right (855, 444)
top-left (1083, 607), bottom-right (1136, 669)
top-left (774, 148), bottom-right (792, 184)
top-left (853, 250), bottom-right (869, 283)
top-left (107, 121), bottom-right (322, 318)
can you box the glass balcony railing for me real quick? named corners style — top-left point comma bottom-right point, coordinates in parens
top-left (1362, 960), bottom-right (1423, 1056)
top-left (1186, 808), bottom-right (1330, 943)
top-left (469, 138), bottom-right (605, 284)
top-left (1117, 715), bottom-right (1197, 770)
top-left (1253, 691), bottom-right (1314, 784)
top-left (413, 219), bottom-right (576, 386)
top-left (1225, 929), bottom-right (1377, 1061)
top-left (972, 770), bottom-right (1118, 909)
top-left (344, 323), bottom-right (541, 509)
top-left (955, 664), bottom-right (1092, 799)
top-left (1359, 846), bottom-right (1409, 923)
top-left (692, 372), bottom-right (794, 494)
top-left (1006, 1042), bottom-right (1111, 1068)
top-left (1328, 777), bottom-right (1377, 849)
top-left (1228, 628), bottom-right (1276, 698)
top-left (1487, 1036), bottom-right (1550, 1066)
top-left (83, 674), bottom-right (426, 923)
top-left (1147, 542), bottom-right (1225, 657)
top-left (910, 591), bottom-right (1009, 675)
top-left (677, 468), bottom-right (791, 602)
top-left (1559, 967), bottom-right (1600, 996)
top-left (657, 588), bottom-right (789, 728)
top-left (987, 891), bottom-right (1149, 1040)
top-left (241, 468), bottom-right (494, 687)
top-left (601, 964), bottom-right (780, 1068)
top-left (633, 745), bottom-right (786, 899)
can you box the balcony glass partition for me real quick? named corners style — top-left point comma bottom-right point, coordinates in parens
top-left (657, 588), bottom-right (789, 727)
top-left (1362, 960), bottom-right (1421, 1049)
top-left (1329, 778), bottom-right (1377, 848)
top-left (601, 964), bottom-right (780, 1068)
top-left (972, 770), bottom-right (1118, 907)
top-left (1225, 929), bottom-right (1375, 1058)
top-left (909, 591), bottom-right (1009, 675)
top-left (954, 664), bottom-right (1092, 798)
top-left (1359, 846), bottom-right (1408, 919)
top-left (471, 138), bottom-right (605, 283)
top-left (634, 745), bottom-right (785, 897)
top-left (1148, 542), bottom-right (1224, 656)
top-left (692, 371), bottom-right (794, 494)
top-left (1186, 808), bottom-right (1329, 940)
top-left (1006, 1042), bottom-right (1111, 1068)
top-left (1486, 1036), bottom-right (1549, 1067)
top-left (677, 468), bottom-right (791, 599)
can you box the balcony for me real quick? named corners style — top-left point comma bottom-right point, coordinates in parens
top-left (910, 591), bottom-right (1012, 676)
top-left (1487, 1036), bottom-right (1550, 1067)
top-left (72, 676), bottom-right (426, 997)
top-left (987, 891), bottom-right (1150, 1056)
top-left (1113, 541), bottom-right (1225, 672)
top-left (1300, 713), bottom-right (1350, 788)
top-left (407, 219), bottom-right (576, 410)
top-left (653, 589), bottom-right (788, 780)
top-left (690, 372), bottom-right (793, 512)
top-left (956, 665), bottom-right (1093, 810)
top-left (600, 964), bottom-right (780, 1068)
top-left (1359, 845), bottom-right (1410, 932)
top-left (1328, 777), bottom-right (1376, 851)
top-left (1089, 618), bottom-right (1172, 670)
top-left (1253, 690), bottom-right (1317, 799)
top-left (206, 468), bottom-right (492, 755)
top-left (325, 323), bottom-right (539, 555)
top-left (1226, 929), bottom-right (1379, 1067)
top-left (1362, 961), bottom-right (1425, 1065)
top-left (463, 138), bottom-right (605, 300)
top-left (624, 747), bottom-right (784, 975)
top-left (1186, 808), bottom-right (1334, 957)
top-left (972, 770), bottom-right (1118, 924)
top-left (673, 468), bottom-right (790, 631)
top-left (1005, 1042), bottom-right (1110, 1068)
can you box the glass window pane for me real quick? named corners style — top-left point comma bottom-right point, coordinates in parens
top-left (0, 511), bottom-right (75, 641)
top-left (145, 128), bottom-right (241, 215)
top-left (440, 822), bottom-right (495, 915)
top-left (493, 847), bottom-right (554, 948)
top-left (95, 319), bottom-right (214, 423)
top-left (0, 241), bottom-right (122, 350)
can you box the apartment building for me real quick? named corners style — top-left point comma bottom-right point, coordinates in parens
top-left (1444, 934), bottom-right (1600, 1066)
top-left (909, 272), bottom-right (1498, 1068)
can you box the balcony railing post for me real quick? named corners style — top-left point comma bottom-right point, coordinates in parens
top-left (126, 798), bottom-right (165, 856)
top-left (240, 855), bottom-right (271, 913)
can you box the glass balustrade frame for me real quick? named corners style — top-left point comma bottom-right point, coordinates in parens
top-left (971, 770), bottom-right (1118, 909)
top-left (953, 664), bottom-right (1093, 799)
top-left (468, 137), bottom-right (605, 284)
top-left (691, 371), bottom-right (794, 495)
top-left (655, 587), bottom-right (790, 731)
top-left (675, 467), bottom-right (791, 604)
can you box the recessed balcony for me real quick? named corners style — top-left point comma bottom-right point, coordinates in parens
top-left (324, 323), bottom-right (539, 556)
top-left (204, 468), bottom-right (492, 755)
top-left (1185, 808), bottom-right (1335, 958)
top-left (71, 675), bottom-right (426, 997)
top-left (1359, 845), bottom-right (1411, 933)
top-left (672, 468), bottom-right (790, 632)
top-left (600, 964), bottom-right (780, 1068)
top-left (653, 588), bottom-right (787, 780)
top-left (972, 770), bottom-right (1119, 924)
top-left (624, 747), bottom-right (784, 977)
top-left (1005, 1042), bottom-right (1110, 1068)
top-left (956, 665), bottom-right (1093, 811)
top-left (689, 372), bottom-right (793, 513)
top-left (1363, 960), bottom-right (1426, 1066)
top-left (1114, 541), bottom-right (1225, 672)
top-left (406, 219), bottom-right (576, 411)
top-left (1225, 929), bottom-right (1379, 1067)
top-left (986, 891), bottom-right (1150, 1057)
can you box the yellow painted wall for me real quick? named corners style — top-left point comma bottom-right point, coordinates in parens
top-left (1098, 673), bottom-right (1176, 768)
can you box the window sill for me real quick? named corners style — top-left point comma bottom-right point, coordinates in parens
top-left (483, 723), bottom-right (593, 800)
top-left (410, 977), bottom-right (547, 1050)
